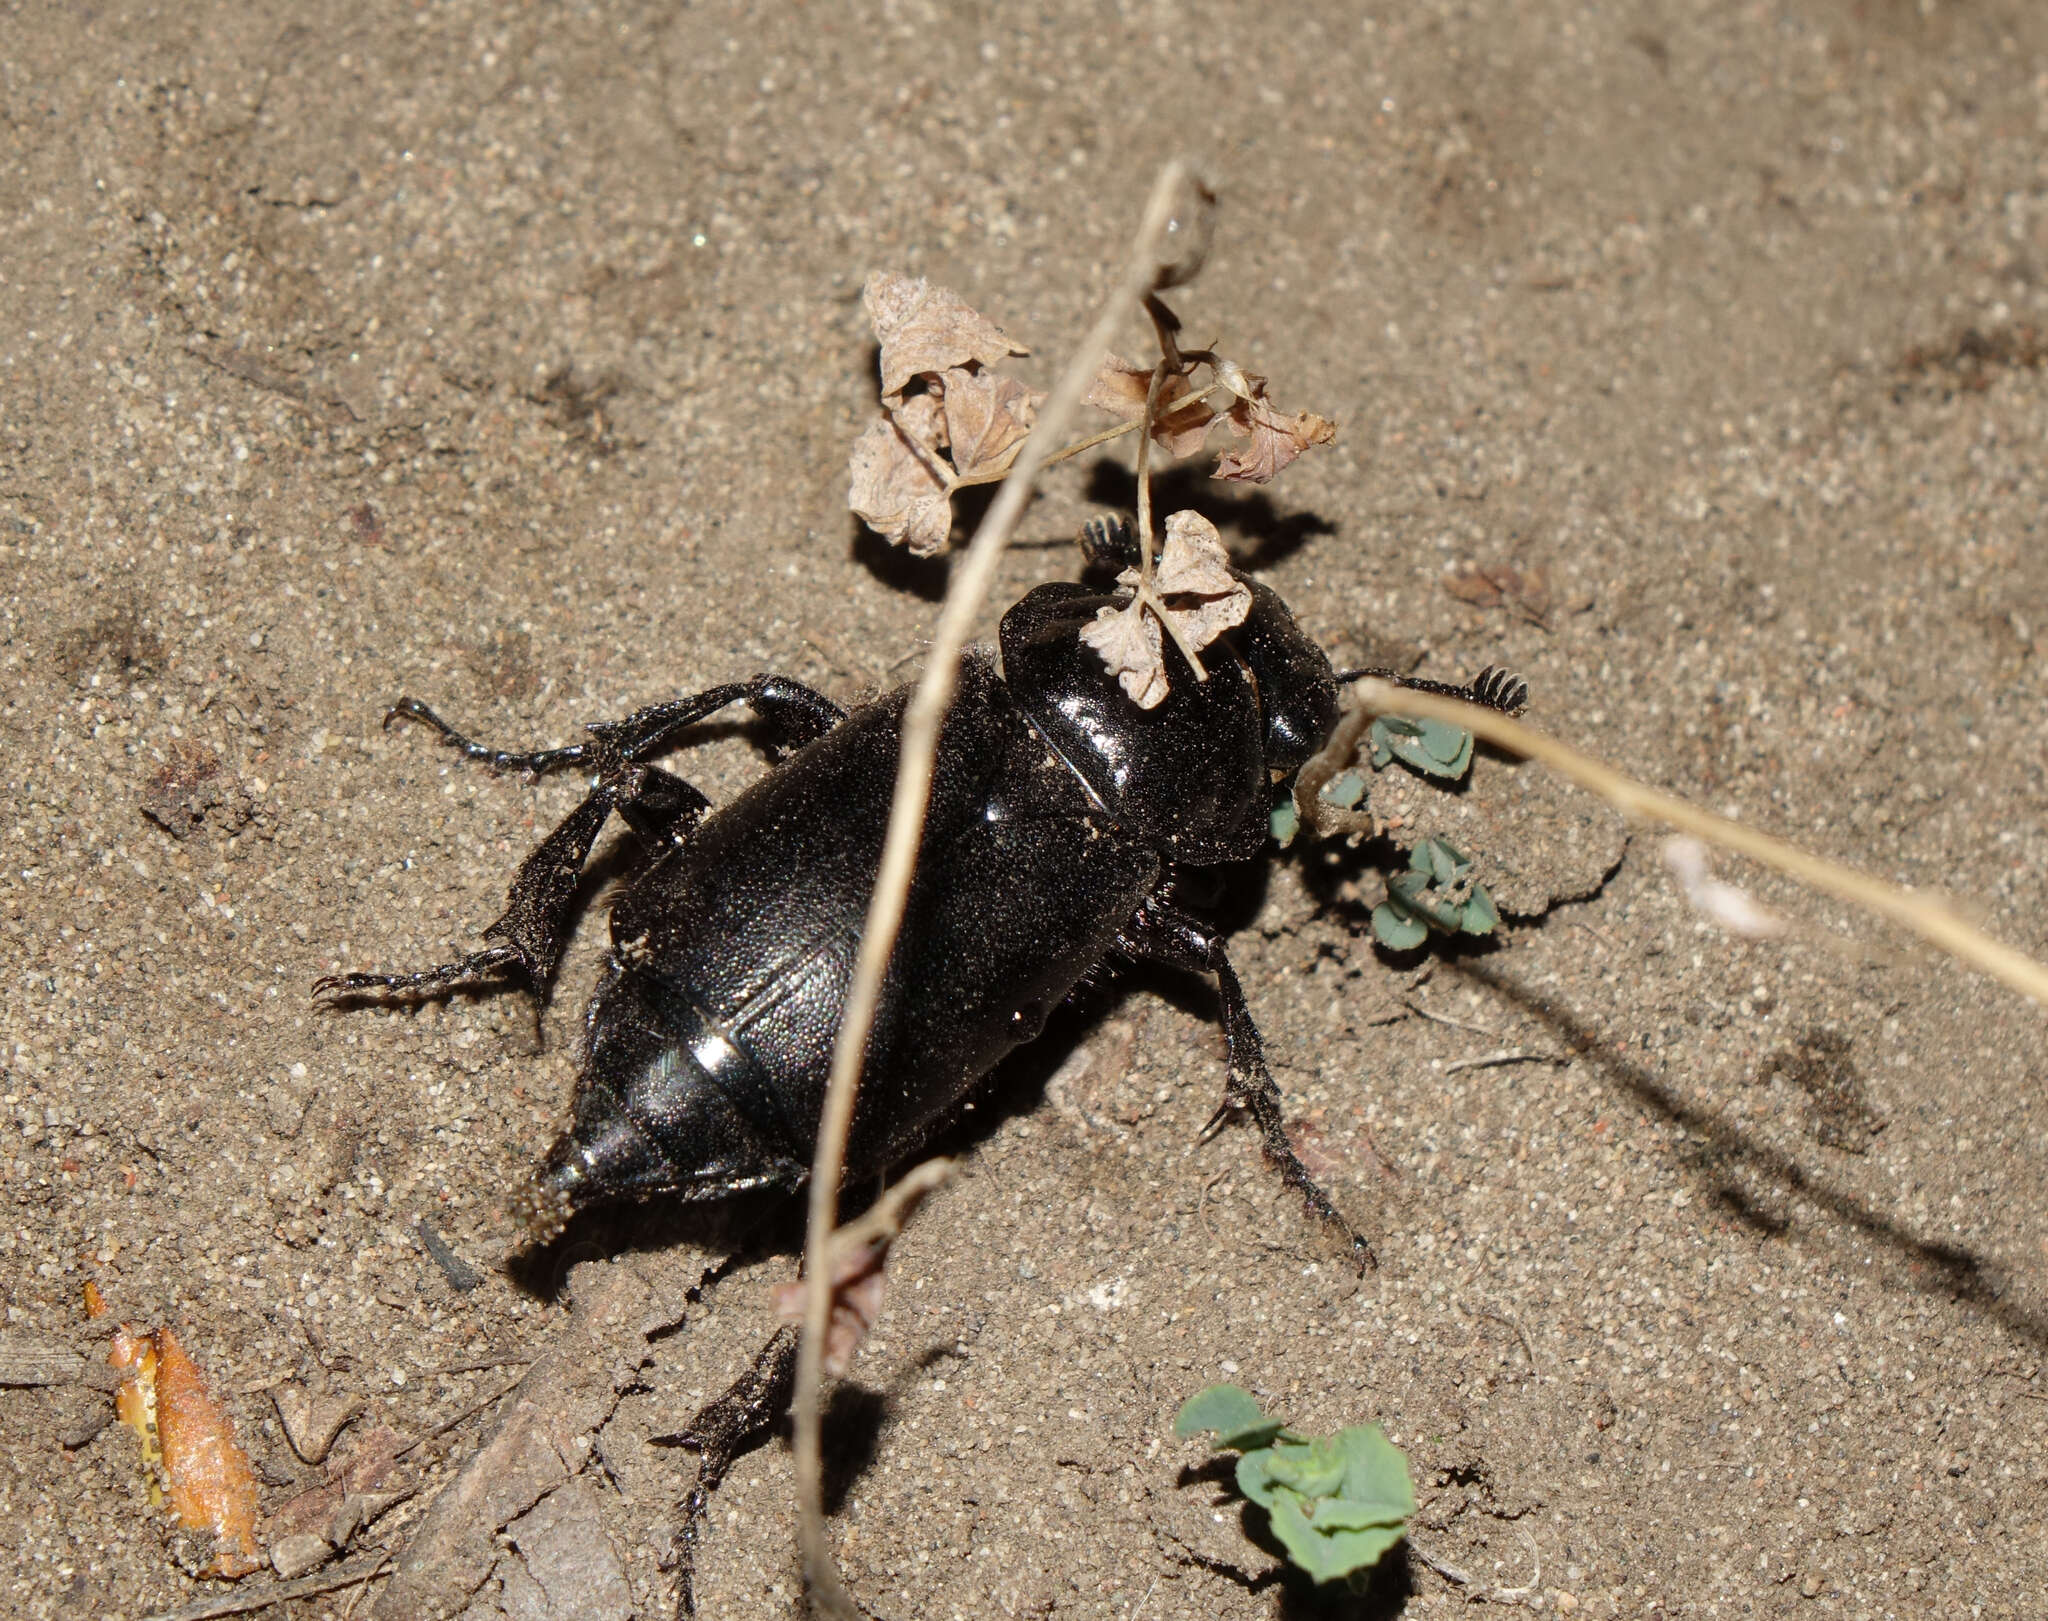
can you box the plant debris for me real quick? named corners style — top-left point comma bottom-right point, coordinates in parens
top-left (847, 272), bottom-right (1044, 554)
top-left (265, 1422), bottom-right (412, 1577)
top-left (864, 271), bottom-right (1030, 405)
top-left (1442, 558), bottom-right (1552, 625)
top-left (1086, 353), bottom-right (1217, 456)
top-left (773, 1157), bottom-right (954, 1378)
top-left (368, 1262), bottom-right (651, 1620)
top-left (272, 1382), bottom-right (362, 1465)
top-left (1663, 835), bottom-right (1785, 940)
top-left (110, 1325), bottom-right (264, 1578)
top-left (0, 1331), bottom-right (88, 1388)
top-left (142, 741), bottom-right (252, 840)
top-left (1210, 360), bottom-right (1338, 484)
top-left (847, 271), bottom-right (1336, 557)
top-left (1078, 511), bottom-right (1251, 708)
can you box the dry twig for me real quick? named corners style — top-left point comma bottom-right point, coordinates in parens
top-left (1343, 679), bottom-right (2048, 1008)
top-left (136, 1551), bottom-right (391, 1621)
top-left (793, 159), bottom-right (1209, 1617)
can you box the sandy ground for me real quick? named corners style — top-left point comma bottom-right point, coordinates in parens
top-left (6, 2), bottom-right (2048, 1617)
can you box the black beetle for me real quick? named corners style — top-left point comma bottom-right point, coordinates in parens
top-left (318, 520), bottom-right (1518, 1249)
top-left (315, 518), bottom-right (1524, 1594)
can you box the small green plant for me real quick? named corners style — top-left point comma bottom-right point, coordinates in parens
top-left (1175, 1384), bottom-right (1415, 1588)
top-left (1267, 705), bottom-right (1502, 950)
top-left (1372, 835), bottom-right (1500, 950)
top-left (1366, 713), bottom-right (1474, 780)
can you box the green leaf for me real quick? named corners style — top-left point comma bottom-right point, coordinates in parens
top-left (1320, 769), bottom-right (1368, 809)
top-left (1418, 717), bottom-right (1471, 765)
top-left (1264, 1491), bottom-right (1409, 1584)
top-left (1411, 836), bottom-right (1469, 885)
top-left (1308, 1497), bottom-right (1410, 1531)
top-left (1328, 1423), bottom-right (1416, 1522)
top-left (1263, 1436), bottom-right (1348, 1500)
top-left (1370, 715), bottom-right (1473, 779)
top-left (1459, 882), bottom-right (1500, 936)
top-left (1370, 902), bottom-right (1428, 951)
top-left (1175, 1385), bottom-right (1289, 1452)
top-left (1386, 869), bottom-right (1466, 932)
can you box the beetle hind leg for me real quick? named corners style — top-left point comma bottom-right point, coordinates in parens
top-left (657, 1324), bottom-right (799, 1619)
top-left (316, 676), bottom-right (845, 1006)
top-left (1115, 900), bottom-right (1377, 1272)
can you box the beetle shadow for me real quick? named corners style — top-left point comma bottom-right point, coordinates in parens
top-left (504, 1184), bottom-right (805, 1302)
top-left (819, 1383), bottom-right (892, 1514)
top-left (1082, 462), bottom-right (1337, 571)
top-left (851, 517), bottom-right (952, 602)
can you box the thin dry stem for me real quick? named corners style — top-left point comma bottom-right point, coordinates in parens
top-left (949, 382), bottom-right (1226, 490)
top-left (1128, 356), bottom-right (1213, 681)
top-left (826, 1156), bottom-right (956, 1263)
top-left (1343, 678), bottom-right (2048, 1008)
top-left (793, 160), bottom-right (1203, 1618)
top-left (1134, 358), bottom-right (1166, 577)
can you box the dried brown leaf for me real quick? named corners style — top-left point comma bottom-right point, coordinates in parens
top-left (1442, 560), bottom-right (1551, 623)
top-left (1441, 562), bottom-right (1505, 608)
top-left (1086, 354), bottom-right (1216, 457)
top-left (772, 1244), bottom-right (888, 1380)
top-left (1081, 512), bottom-right (1251, 709)
top-left (939, 366), bottom-right (1044, 478)
top-left (847, 403), bottom-right (954, 557)
top-left (273, 1382), bottom-right (362, 1465)
top-left (1214, 369), bottom-right (1337, 483)
top-left (1079, 598), bottom-right (1169, 709)
top-left (1152, 510), bottom-right (1251, 651)
top-left (370, 1263), bottom-right (651, 1621)
top-left (864, 271), bottom-right (1028, 405)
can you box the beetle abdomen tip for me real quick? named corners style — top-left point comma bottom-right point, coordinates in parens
top-left (508, 1173), bottom-right (577, 1243)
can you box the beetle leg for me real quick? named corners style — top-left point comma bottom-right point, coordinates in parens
top-left (659, 1324), bottom-right (799, 1619)
top-left (1114, 901), bottom-right (1377, 1272)
top-left (590, 674), bottom-right (847, 762)
top-left (318, 679), bottom-right (845, 1004)
top-left (380, 697), bottom-right (597, 773)
top-left (316, 788), bottom-right (616, 1000)
top-left (1326, 664), bottom-right (1530, 717)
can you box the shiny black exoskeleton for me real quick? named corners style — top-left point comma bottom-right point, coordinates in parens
top-left (318, 529), bottom-right (1520, 1259)
top-left (317, 525), bottom-right (1526, 1610)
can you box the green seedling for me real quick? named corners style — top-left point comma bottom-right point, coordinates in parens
top-left (1267, 706), bottom-right (1502, 949)
top-left (1373, 835), bottom-right (1499, 950)
top-left (1367, 713), bottom-right (1473, 779)
top-left (1175, 1384), bottom-right (1415, 1589)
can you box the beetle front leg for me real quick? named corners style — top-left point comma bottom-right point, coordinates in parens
top-left (315, 676), bottom-right (843, 1004)
top-left (1115, 901), bottom-right (1377, 1272)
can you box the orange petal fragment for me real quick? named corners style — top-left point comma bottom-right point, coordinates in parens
top-left (109, 1326), bottom-right (162, 1502)
top-left (153, 1328), bottom-right (263, 1578)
